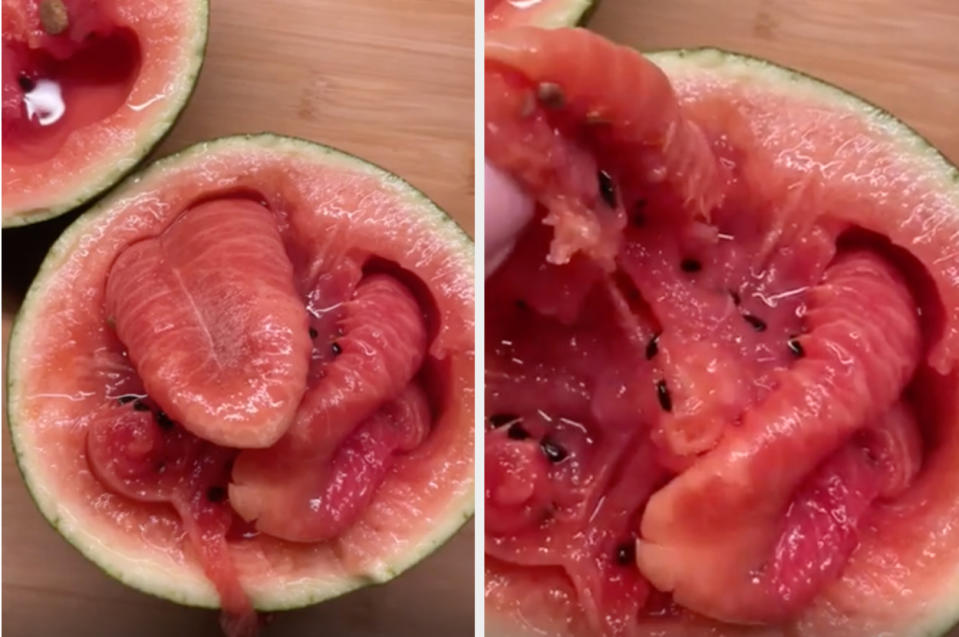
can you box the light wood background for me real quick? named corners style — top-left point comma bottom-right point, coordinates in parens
top-left (1, 0), bottom-right (473, 635)
top-left (590, 0), bottom-right (959, 163)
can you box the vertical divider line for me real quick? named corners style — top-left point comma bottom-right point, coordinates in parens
top-left (473, 2), bottom-right (486, 635)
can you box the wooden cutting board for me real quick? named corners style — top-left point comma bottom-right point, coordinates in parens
top-left (1, 0), bottom-right (473, 635)
top-left (590, 0), bottom-right (959, 163)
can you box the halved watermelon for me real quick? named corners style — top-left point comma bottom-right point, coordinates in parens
top-left (485, 0), bottom-right (594, 30)
top-left (7, 134), bottom-right (474, 634)
top-left (2, 0), bottom-right (207, 226)
top-left (485, 27), bottom-right (959, 637)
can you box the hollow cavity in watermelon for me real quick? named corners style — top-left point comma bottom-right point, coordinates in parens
top-left (485, 0), bottom-right (594, 30)
top-left (485, 27), bottom-right (959, 637)
top-left (2, 0), bottom-right (207, 226)
top-left (7, 134), bottom-right (474, 636)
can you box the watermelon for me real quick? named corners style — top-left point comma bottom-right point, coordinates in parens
top-left (485, 27), bottom-right (959, 637)
top-left (2, 0), bottom-right (207, 226)
top-left (485, 0), bottom-right (594, 30)
top-left (7, 134), bottom-right (474, 635)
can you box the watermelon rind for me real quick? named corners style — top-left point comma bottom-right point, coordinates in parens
top-left (530, 0), bottom-right (596, 29)
top-left (2, 0), bottom-right (210, 228)
top-left (7, 133), bottom-right (474, 610)
top-left (486, 47), bottom-right (959, 637)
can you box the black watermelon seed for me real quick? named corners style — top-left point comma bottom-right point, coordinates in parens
top-left (116, 394), bottom-right (138, 405)
top-left (156, 411), bottom-right (174, 430)
top-left (742, 314), bottom-right (767, 332)
top-left (507, 423), bottom-right (530, 440)
top-left (645, 333), bottom-right (660, 360)
top-left (787, 336), bottom-right (805, 357)
top-left (536, 82), bottom-right (565, 109)
top-left (489, 413), bottom-right (520, 428)
top-left (540, 438), bottom-right (568, 463)
top-left (615, 542), bottom-right (636, 565)
top-left (680, 258), bottom-right (702, 273)
top-left (309, 327), bottom-right (318, 339)
top-left (515, 299), bottom-right (529, 311)
top-left (132, 400), bottom-right (150, 412)
top-left (206, 486), bottom-right (227, 503)
top-left (331, 342), bottom-right (342, 356)
top-left (598, 170), bottom-right (617, 207)
top-left (656, 379), bottom-right (672, 412)
top-left (17, 74), bottom-right (34, 91)
top-left (730, 290), bottom-right (742, 306)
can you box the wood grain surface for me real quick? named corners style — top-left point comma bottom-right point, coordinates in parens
top-left (590, 0), bottom-right (959, 163)
top-left (1, 0), bottom-right (473, 635)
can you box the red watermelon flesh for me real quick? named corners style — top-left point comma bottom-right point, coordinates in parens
top-left (2, 0), bottom-right (140, 164)
top-left (229, 273), bottom-right (429, 542)
top-left (86, 397), bottom-right (256, 637)
top-left (105, 199), bottom-right (312, 449)
top-left (485, 26), bottom-right (958, 636)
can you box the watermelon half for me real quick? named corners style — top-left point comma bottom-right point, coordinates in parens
top-left (485, 27), bottom-right (959, 637)
top-left (7, 134), bottom-right (474, 634)
top-left (2, 0), bottom-right (207, 226)
top-left (485, 0), bottom-right (594, 30)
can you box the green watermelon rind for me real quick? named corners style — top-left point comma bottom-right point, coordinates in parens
top-left (647, 47), bottom-right (959, 203)
top-left (486, 48), bottom-right (959, 637)
top-left (2, 0), bottom-right (210, 228)
top-left (528, 0), bottom-right (596, 29)
top-left (6, 133), bottom-right (474, 611)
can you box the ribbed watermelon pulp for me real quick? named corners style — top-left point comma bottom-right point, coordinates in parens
top-left (1, 0), bottom-right (206, 225)
top-left (485, 27), bottom-right (959, 637)
top-left (7, 136), bottom-right (473, 634)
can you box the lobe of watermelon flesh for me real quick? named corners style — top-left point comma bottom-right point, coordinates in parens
top-left (2, 0), bottom-right (140, 165)
top-left (277, 384), bottom-right (430, 543)
top-left (105, 198), bottom-right (312, 449)
top-left (229, 273), bottom-right (429, 542)
top-left (763, 402), bottom-right (922, 616)
top-left (85, 400), bottom-right (256, 635)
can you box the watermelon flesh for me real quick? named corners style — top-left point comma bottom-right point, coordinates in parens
top-left (229, 273), bottom-right (429, 542)
top-left (485, 26), bottom-right (959, 636)
top-left (2, 0), bottom-right (141, 164)
top-left (86, 396), bottom-right (256, 636)
top-left (105, 199), bottom-right (311, 449)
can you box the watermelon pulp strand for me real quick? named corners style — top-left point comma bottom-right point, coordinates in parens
top-left (485, 26), bottom-right (929, 633)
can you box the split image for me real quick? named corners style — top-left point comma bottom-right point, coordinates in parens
top-left (3, 1), bottom-right (959, 636)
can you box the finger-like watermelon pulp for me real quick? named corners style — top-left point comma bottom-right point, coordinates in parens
top-left (2, 0), bottom-right (207, 226)
top-left (7, 135), bottom-right (474, 633)
top-left (485, 27), bottom-right (959, 637)
top-left (485, 0), bottom-right (594, 30)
